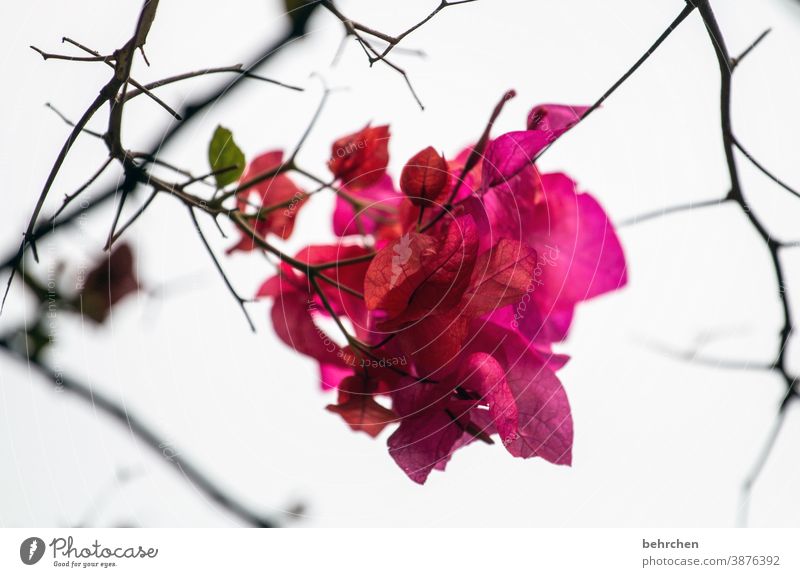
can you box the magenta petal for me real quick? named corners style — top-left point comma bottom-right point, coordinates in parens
top-left (526, 103), bottom-right (589, 133)
top-left (529, 172), bottom-right (627, 333)
top-left (458, 353), bottom-right (518, 445)
top-left (480, 165), bottom-right (540, 248)
top-left (387, 404), bottom-right (464, 484)
top-left (256, 272), bottom-right (299, 298)
top-left (481, 131), bottom-right (550, 189)
top-left (319, 363), bottom-right (351, 391)
top-left (503, 349), bottom-right (573, 465)
top-left (465, 320), bottom-right (573, 464)
top-left (270, 293), bottom-right (345, 367)
top-left (333, 174), bottom-right (401, 237)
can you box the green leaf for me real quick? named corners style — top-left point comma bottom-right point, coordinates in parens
top-left (208, 125), bottom-right (245, 188)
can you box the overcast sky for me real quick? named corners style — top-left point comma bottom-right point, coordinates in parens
top-left (1, 0), bottom-right (799, 527)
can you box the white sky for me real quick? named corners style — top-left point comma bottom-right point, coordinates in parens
top-left (1, 0), bottom-right (799, 527)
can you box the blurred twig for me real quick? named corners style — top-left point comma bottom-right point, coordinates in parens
top-left (0, 336), bottom-right (278, 528)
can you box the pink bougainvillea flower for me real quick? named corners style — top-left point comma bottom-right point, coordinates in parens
top-left (328, 124), bottom-right (390, 190)
top-left (250, 99), bottom-right (625, 484)
top-left (227, 150), bottom-right (306, 254)
top-left (80, 243), bottom-right (140, 323)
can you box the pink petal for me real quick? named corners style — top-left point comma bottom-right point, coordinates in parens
top-left (333, 174), bottom-right (401, 237)
top-left (457, 353), bottom-right (518, 445)
top-left (270, 293), bottom-right (345, 367)
top-left (387, 399), bottom-right (470, 484)
top-left (463, 239), bottom-right (537, 317)
top-left (464, 319), bottom-right (573, 465)
top-left (481, 131), bottom-right (550, 189)
top-left (526, 103), bottom-right (589, 133)
top-left (528, 172), bottom-right (627, 338)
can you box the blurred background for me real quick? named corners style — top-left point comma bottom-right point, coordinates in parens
top-left (1, 0), bottom-right (799, 527)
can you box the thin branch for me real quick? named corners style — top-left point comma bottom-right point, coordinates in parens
top-left (289, 85), bottom-right (332, 162)
top-left (737, 390), bottom-right (792, 527)
top-left (423, 89), bottom-right (516, 231)
top-left (535, 2), bottom-right (696, 161)
top-left (640, 337), bottom-right (773, 372)
top-left (0, 1), bottom-right (316, 298)
top-left (188, 208), bottom-right (256, 332)
top-left (108, 191), bottom-right (158, 246)
top-left (319, 0), bottom-right (473, 109)
top-left (104, 187), bottom-right (132, 251)
top-left (0, 337), bottom-right (277, 528)
top-left (124, 65), bottom-right (302, 100)
top-left (731, 28), bottom-right (771, 69)
top-left (694, 0), bottom-right (797, 523)
top-left (45, 102), bottom-right (104, 139)
top-left (30, 45), bottom-right (111, 63)
top-left (733, 136), bottom-right (800, 201)
top-left (53, 157), bottom-right (114, 219)
top-left (182, 165), bottom-right (239, 188)
top-left (617, 195), bottom-right (731, 227)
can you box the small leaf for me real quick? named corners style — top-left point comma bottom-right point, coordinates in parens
top-left (208, 125), bottom-right (245, 188)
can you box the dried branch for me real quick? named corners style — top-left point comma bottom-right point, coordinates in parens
top-left (320, 0), bottom-right (476, 109)
top-left (536, 2), bottom-right (696, 162)
top-left (1, 1), bottom-right (322, 310)
top-left (124, 65), bottom-right (302, 99)
top-left (53, 157), bottom-right (114, 219)
top-left (618, 194), bottom-right (731, 227)
top-left (689, 0), bottom-right (797, 525)
top-left (45, 102), bottom-right (105, 139)
top-left (188, 208), bottom-right (256, 332)
top-left (108, 191), bottom-right (158, 246)
top-left (732, 136), bottom-right (800, 202)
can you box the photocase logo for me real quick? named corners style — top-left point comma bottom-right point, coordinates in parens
top-left (391, 233), bottom-right (413, 287)
top-left (20, 537), bottom-right (46, 565)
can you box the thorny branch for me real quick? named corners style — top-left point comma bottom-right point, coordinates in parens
top-left (614, 1), bottom-right (797, 525)
top-left (319, 0), bottom-right (477, 109)
top-left (692, 0), bottom-right (796, 526)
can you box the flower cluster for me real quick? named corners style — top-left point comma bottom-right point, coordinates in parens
top-left (231, 100), bottom-right (627, 483)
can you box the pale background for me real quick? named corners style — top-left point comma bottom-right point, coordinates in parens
top-left (1, 0), bottom-right (799, 527)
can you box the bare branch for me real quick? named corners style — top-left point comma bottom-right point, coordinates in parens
top-left (733, 136), bottom-right (800, 201)
top-left (45, 103), bottom-right (104, 139)
top-left (30, 45), bottom-right (111, 63)
top-left (188, 208), bottom-right (256, 332)
top-left (108, 191), bottom-right (158, 246)
top-left (53, 157), bottom-right (114, 219)
top-left (0, 336), bottom-right (277, 527)
top-left (692, 0), bottom-right (796, 523)
top-left (731, 27), bottom-right (771, 69)
top-left (617, 195), bottom-right (731, 227)
top-left (320, 0), bottom-right (475, 109)
top-left (124, 65), bottom-right (302, 99)
top-left (535, 3), bottom-right (696, 161)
